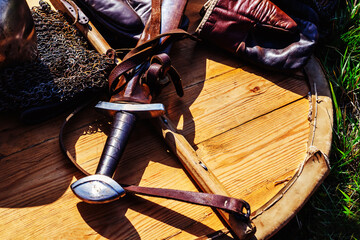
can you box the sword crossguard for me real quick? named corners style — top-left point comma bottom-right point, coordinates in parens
top-left (95, 101), bottom-right (166, 118)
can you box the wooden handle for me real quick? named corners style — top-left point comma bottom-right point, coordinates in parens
top-left (153, 116), bottom-right (255, 239)
top-left (154, 117), bottom-right (228, 195)
top-left (73, 22), bottom-right (112, 55)
top-left (49, 0), bottom-right (111, 55)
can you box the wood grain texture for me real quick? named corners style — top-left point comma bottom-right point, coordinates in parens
top-left (196, 98), bottom-right (310, 211)
top-left (0, 0), bottom-right (331, 239)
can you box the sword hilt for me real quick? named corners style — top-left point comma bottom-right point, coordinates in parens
top-left (96, 111), bottom-right (136, 176)
top-left (71, 111), bottom-right (136, 203)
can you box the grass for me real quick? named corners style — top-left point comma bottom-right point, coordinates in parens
top-left (273, 1), bottom-right (360, 239)
top-left (318, 0), bottom-right (360, 230)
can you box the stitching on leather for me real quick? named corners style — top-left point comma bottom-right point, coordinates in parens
top-left (196, 0), bottom-right (294, 36)
top-left (195, 0), bottom-right (219, 33)
top-left (251, 81), bottom-right (330, 219)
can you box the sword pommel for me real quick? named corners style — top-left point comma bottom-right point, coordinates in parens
top-left (71, 175), bottom-right (125, 203)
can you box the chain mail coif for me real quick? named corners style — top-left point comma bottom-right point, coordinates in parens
top-left (0, 2), bottom-right (115, 112)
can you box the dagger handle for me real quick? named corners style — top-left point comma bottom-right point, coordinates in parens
top-left (95, 111), bottom-right (136, 176)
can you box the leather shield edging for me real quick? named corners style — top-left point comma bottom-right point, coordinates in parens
top-left (250, 150), bottom-right (330, 239)
top-left (249, 56), bottom-right (333, 240)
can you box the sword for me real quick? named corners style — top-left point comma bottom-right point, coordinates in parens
top-left (53, 0), bottom-right (255, 237)
top-left (70, 0), bottom-right (186, 203)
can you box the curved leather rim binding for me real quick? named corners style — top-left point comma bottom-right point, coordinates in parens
top-left (250, 56), bottom-right (333, 239)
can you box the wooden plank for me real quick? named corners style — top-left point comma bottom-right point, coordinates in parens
top-left (0, 113), bottom-right (20, 132)
top-left (0, 113), bottom-right (67, 157)
top-left (158, 66), bottom-right (309, 145)
top-left (196, 98), bottom-right (310, 211)
top-left (0, 118), bottom-right (228, 239)
top-left (163, 39), bottom-right (245, 93)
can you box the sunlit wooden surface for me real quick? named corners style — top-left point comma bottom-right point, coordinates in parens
top-left (0, 0), bottom-right (332, 239)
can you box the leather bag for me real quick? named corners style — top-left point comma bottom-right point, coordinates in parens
top-left (196, 0), bottom-right (319, 71)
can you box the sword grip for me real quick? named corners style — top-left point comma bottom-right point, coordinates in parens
top-left (96, 111), bottom-right (136, 176)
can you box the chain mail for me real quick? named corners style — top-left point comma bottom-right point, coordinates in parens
top-left (0, 1), bottom-right (115, 112)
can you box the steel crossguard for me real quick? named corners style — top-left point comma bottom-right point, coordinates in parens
top-left (70, 101), bottom-right (165, 203)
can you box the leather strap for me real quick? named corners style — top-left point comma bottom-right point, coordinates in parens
top-left (148, 0), bottom-right (161, 36)
top-left (59, 102), bottom-right (251, 219)
top-left (145, 53), bottom-right (184, 97)
top-left (108, 29), bottom-right (195, 95)
top-left (123, 185), bottom-right (250, 217)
